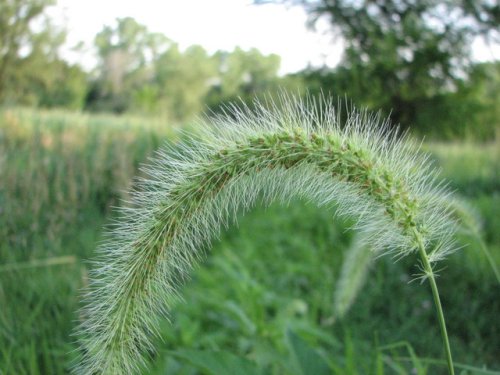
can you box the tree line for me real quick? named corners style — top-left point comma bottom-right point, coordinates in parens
top-left (0, 0), bottom-right (498, 139)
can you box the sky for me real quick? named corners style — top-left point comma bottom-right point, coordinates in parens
top-left (52, 0), bottom-right (499, 75)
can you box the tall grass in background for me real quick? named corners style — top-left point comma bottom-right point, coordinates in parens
top-left (1, 108), bottom-right (177, 258)
top-left (0, 106), bottom-right (498, 375)
top-left (424, 141), bottom-right (500, 281)
top-left (0, 108), bottom-right (176, 374)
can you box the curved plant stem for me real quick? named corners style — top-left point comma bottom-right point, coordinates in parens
top-left (477, 238), bottom-right (500, 283)
top-left (414, 229), bottom-right (455, 375)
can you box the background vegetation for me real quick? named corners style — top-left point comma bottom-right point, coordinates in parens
top-left (0, 0), bottom-right (499, 374)
top-left (1, 0), bottom-right (499, 138)
top-left (1, 108), bottom-right (498, 374)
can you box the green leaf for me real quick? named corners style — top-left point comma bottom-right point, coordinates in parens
top-left (286, 329), bottom-right (331, 375)
top-left (170, 349), bottom-right (262, 375)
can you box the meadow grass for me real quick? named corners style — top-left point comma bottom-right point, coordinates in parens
top-left (0, 108), bottom-right (174, 374)
top-left (0, 107), bottom-right (498, 374)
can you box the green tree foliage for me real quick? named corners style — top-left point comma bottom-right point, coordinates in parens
top-left (88, 17), bottom-right (219, 119)
top-left (264, 0), bottom-right (500, 138)
top-left (206, 47), bottom-right (282, 109)
top-left (87, 17), bottom-right (166, 113)
top-left (293, 61), bottom-right (500, 139)
top-left (0, 0), bottom-right (54, 101)
top-left (0, 0), bottom-right (87, 108)
top-left (390, 61), bottom-right (499, 139)
top-left (87, 18), bottom-right (291, 121)
top-left (151, 44), bottom-right (216, 119)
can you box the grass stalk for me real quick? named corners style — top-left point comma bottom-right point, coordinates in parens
top-left (414, 229), bottom-right (455, 375)
top-left (0, 255), bottom-right (77, 272)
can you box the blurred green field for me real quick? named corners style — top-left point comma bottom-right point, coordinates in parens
top-left (0, 108), bottom-right (499, 375)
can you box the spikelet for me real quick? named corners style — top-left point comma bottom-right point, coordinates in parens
top-left (333, 233), bottom-right (373, 319)
top-left (74, 95), bottom-right (459, 374)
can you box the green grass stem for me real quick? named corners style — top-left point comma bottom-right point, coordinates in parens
top-left (414, 229), bottom-right (455, 375)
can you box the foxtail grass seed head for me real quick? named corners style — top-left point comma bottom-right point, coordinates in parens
top-left (74, 95), bottom-right (459, 374)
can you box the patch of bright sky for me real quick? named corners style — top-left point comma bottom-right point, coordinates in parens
top-left (53, 0), bottom-right (498, 75)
